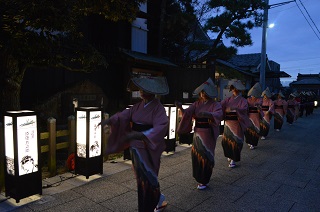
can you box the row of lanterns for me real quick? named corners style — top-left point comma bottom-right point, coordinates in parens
top-left (2, 103), bottom-right (222, 203)
top-left (2, 108), bottom-right (103, 203)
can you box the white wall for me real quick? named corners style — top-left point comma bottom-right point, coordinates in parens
top-left (131, 2), bottom-right (148, 53)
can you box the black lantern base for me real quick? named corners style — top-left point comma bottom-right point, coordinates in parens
top-left (75, 155), bottom-right (103, 179)
top-left (5, 172), bottom-right (42, 203)
top-left (219, 125), bottom-right (224, 135)
top-left (178, 133), bottom-right (193, 145)
top-left (165, 138), bottom-right (176, 153)
top-left (123, 148), bottom-right (131, 160)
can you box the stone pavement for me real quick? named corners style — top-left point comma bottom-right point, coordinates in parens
top-left (1, 109), bottom-right (320, 211)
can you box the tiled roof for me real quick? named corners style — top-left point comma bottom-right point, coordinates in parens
top-left (265, 71), bottom-right (291, 78)
top-left (228, 53), bottom-right (262, 67)
top-left (121, 49), bottom-right (177, 67)
top-left (187, 39), bottom-right (220, 61)
top-left (290, 78), bottom-right (320, 85)
top-left (188, 48), bottom-right (210, 61)
top-left (216, 59), bottom-right (256, 76)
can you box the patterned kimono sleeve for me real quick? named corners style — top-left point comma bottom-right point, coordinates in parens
top-left (177, 102), bottom-right (196, 134)
top-left (208, 102), bottom-right (223, 126)
top-left (105, 109), bottom-right (132, 154)
top-left (221, 98), bottom-right (228, 118)
top-left (268, 100), bottom-right (275, 114)
top-left (144, 105), bottom-right (169, 151)
top-left (257, 98), bottom-right (264, 118)
top-left (236, 98), bottom-right (251, 132)
top-left (283, 100), bottom-right (288, 115)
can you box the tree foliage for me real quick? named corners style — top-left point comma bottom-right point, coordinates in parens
top-left (161, 0), bottom-right (198, 63)
top-left (204, 0), bottom-right (265, 56)
top-left (161, 0), bottom-right (265, 64)
top-left (0, 0), bottom-right (145, 69)
top-left (0, 0), bottom-right (145, 112)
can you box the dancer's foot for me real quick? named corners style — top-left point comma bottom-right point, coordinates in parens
top-left (228, 160), bottom-right (236, 168)
top-left (154, 194), bottom-right (167, 212)
top-left (197, 184), bottom-right (207, 190)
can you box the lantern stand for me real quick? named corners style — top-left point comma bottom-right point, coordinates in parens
top-left (3, 110), bottom-right (42, 203)
top-left (163, 104), bottom-right (177, 153)
top-left (220, 120), bottom-right (225, 135)
top-left (75, 107), bottom-right (103, 179)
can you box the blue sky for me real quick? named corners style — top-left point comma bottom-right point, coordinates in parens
top-left (236, 0), bottom-right (320, 84)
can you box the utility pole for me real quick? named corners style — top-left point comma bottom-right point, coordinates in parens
top-left (260, 0), bottom-right (295, 90)
top-left (259, 0), bottom-right (269, 91)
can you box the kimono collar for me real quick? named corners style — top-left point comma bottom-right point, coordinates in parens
top-left (202, 100), bottom-right (208, 104)
top-left (144, 98), bottom-right (155, 107)
top-left (234, 94), bottom-right (241, 99)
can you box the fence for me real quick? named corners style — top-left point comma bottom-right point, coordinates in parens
top-left (0, 115), bottom-right (110, 192)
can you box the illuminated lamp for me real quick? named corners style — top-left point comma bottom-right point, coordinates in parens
top-left (75, 107), bottom-right (103, 179)
top-left (163, 104), bottom-right (177, 153)
top-left (3, 110), bottom-right (42, 203)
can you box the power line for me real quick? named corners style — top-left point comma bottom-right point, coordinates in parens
top-left (297, 0), bottom-right (320, 35)
top-left (268, 0), bottom-right (309, 14)
top-left (273, 56), bottom-right (320, 70)
top-left (269, 0), bottom-right (320, 40)
top-left (269, 0), bottom-right (295, 9)
top-left (281, 64), bottom-right (320, 70)
top-left (277, 56), bottom-right (320, 63)
top-left (295, 0), bottom-right (320, 40)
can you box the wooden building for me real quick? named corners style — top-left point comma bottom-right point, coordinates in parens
top-left (290, 73), bottom-right (320, 96)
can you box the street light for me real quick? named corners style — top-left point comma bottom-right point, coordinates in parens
top-left (260, 0), bottom-right (295, 90)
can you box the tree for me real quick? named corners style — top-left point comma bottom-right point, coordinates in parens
top-left (0, 0), bottom-right (146, 114)
top-left (204, 0), bottom-right (265, 58)
top-left (160, 0), bottom-right (209, 63)
top-left (147, 0), bottom-right (198, 62)
top-left (159, 0), bottom-right (265, 65)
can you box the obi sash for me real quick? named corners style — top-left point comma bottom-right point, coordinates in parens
top-left (132, 123), bottom-right (153, 132)
top-left (131, 122), bottom-right (154, 166)
top-left (195, 118), bottom-right (210, 128)
top-left (249, 106), bottom-right (258, 113)
top-left (225, 112), bottom-right (237, 120)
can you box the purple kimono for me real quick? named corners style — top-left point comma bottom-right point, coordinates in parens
top-left (286, 99), bottom-right (298, 124)
top-left (177, 100), bottom-right (223, 185)
top-left (260, 98), bottom-right (274, 137)
top-left (294, 100), bottom-right (300, 120)
top-left (245, 97), bottom-right (263, 146)
top-left (274, 99), bottom-right (288, 130)
top-left (106, 99), bottom-right (168, 212)
top-left (221, 95), bottom-right (250, 162)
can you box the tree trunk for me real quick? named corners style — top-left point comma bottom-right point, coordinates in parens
top-left (0, 53), bottom-right (26, 114)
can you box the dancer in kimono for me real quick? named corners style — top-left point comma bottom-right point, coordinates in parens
top-left (221, 80), bottom-right (250, 168)
top-left (298, 91), bottom-right (306, 117)
top-left (305, 91), bottom-right (312, 116)
top-left (286, 93), bottom-right (299, 125)
top-left (175, 78), bottom-right (223, 190)
top-left (245, 82), bottom-right (263, 150)
top-left (273, 91), bottom-right (288, 131)
top-left (293, 91), bottom-right (301, 120)
top-left (100, 76), bottom-right (169, 212)
top-left (260, 87), bottom-right (274, 140)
